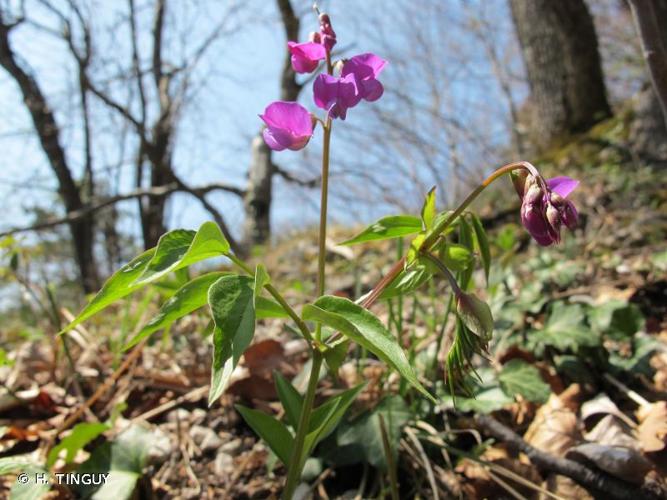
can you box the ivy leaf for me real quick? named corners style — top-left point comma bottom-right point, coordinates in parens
top-left (340, 216), bottom-right (422, 246)
top-left (208, 275), bottom-right (256, 405)
top-left (498, 360), bottom-right (550, 403)
top-left (47, 422), bottom-right (110, 468)
top-left (125, 272), bottom-right (227, 350)
top-left (235, 405), bottom-right (294, 465)
top-left (536, 302), bottom-right (597, 351)
top-left (420, 187), bottom-right (436, 230)
top-left (302, 296), bottom-right (435, 402)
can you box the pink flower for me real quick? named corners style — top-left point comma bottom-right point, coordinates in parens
top-left (287, 41), bottom-right (326, 74)
top-left (519, 175), bottom-right (579, 246)
top-left (313, 73), bottom-right (361, 120)
top-left (259, 101), bottom-right (314, 151)
top-left (341, 53), bottom-right (387, 102)
top-left (312, 53), bottom-right (387, 120)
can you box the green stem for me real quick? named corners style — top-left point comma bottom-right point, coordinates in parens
top-left (282, 350), bottom-right (323, 499)
top-left (314, 119), bottom-right (332, 342)
top-left (228, 254), bottom-right (314, 343)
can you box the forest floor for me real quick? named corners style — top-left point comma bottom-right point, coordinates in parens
top-left (1, 115), bottom-right (666, 499)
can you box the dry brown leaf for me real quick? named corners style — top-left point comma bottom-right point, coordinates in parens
top-left (543, 474), bottom-right (593, 500)
top-left (637, 401), bottom-right (667, 453)
top-left (585, 414), bottom-right (639, 449)
top-left (242, 339), bottom-right (285, 375)
top-left (524, 384), bottom-right (582, 456)
top-left (650, 352), bottom-right (667, 392)
top-left (566, 443), bottom-right (653, 484)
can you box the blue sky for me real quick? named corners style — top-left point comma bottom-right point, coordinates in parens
top-left (0, 0), bottom-right (520, 250)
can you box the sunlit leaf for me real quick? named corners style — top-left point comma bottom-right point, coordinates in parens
top-left (208, 275), bottom-right (256, 404)
top-left (340, 216), bottom-right (422, 246)
top-left (125, 272), bottom-right (226, 349)
top-left (302, 296), bottom-right (435, 402)
top-left (235, 405), bottom-right (294, 465)
top-left (420, 187), bottom-right (436, 230)
top-left (47, 422), bottom-right (110, 468)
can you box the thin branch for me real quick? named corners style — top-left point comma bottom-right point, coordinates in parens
top-left (0, 182), bottom-right (246, 237)
top-left (475, 414), bottom-right (662, 500)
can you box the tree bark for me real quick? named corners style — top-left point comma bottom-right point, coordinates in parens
top-left (242, 0), bottom-right (302, 251)
top-left (628, 0), bottom-right (667, 132)
top-left (510, 0), bottom-right (612, 150)
top-left (0, 16), bottom-right (99, 292)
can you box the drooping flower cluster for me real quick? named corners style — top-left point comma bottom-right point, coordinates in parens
top-left (517, 174), bottom-right (579, 246)
top-left (260, 12), bottom-right (386, 151)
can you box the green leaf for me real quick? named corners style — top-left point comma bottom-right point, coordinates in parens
top-left (340, 216), bottom-right (422, 246)
top-left (588, 300), bottom-right (645, 340)
top-left (9, 465), bottom-right (50, 500)
top-left (256, 297), bottom-right (290, 319)
top-left (302, 296), bottom-right (435, 402)
top-left (208, 275), bottom-right (256, 404)
top-left (458, 217), bottom-right (474, 289)
top-left (61, 222), bottom-right (230, 334)
top-left (47, 422), bottom-right (110, 468)
top-left (379, 265), bottom-right (430, 299)
top-left (322, 339), bottom-right (349, 374)
top-left (456, 292), bottom-right (494, 340)
top-left (135, 222), bottom-right (230, 285)
top-left (125, 272), bottom-right (226, 349)
top-left (304, 383), bottom-right (366, 455)
top-left (441, 386), bottom-right (513, 413)
top-left (274, 372), bottom-right (303, 429)
top-left (336, 396), bottom-right (411, 470)
top-left (74, 424), bottom-right (153, 500)
top-left (60, 248), bottom-right (155, 333)
top-left (498, 360), bottom-right (550, 403)
top-left (441, 244), bottom-right (473, 271)
top-left (470, 214), bottom-right (491, 283)
top-left (420, 187), bottom-right (436, 230)
top-left (535, 302), bottom-right (597, 351)
top-left (235, 405), bottom-right (294, 465)
top-left (253, 264), bottom-right (270, 307)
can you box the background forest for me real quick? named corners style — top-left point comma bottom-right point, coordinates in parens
top-left (0, 0), bottom-right (666, 499)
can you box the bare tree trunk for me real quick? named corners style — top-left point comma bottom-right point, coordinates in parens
top-left (0, 16), bottom-right (99, 293)
top-left (242, 0), bottom-right (302, 251)
top-left (628, 0), bottom-right (667, 131)
top-left (510, 0), bottom-right (612, 150)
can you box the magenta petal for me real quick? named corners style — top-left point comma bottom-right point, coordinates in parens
top-left (547, 176), bottom-right (579, 198)
top-left (361, 79), bottom-right (384, 101)
top-left (343, 53), bottom-right (387, 79)
top-left (262, 128), bottom-right (287, 151)
top-left (287, 41), bottom-right (326, 74)
top-left (313, 74), bottom-right (339, 111)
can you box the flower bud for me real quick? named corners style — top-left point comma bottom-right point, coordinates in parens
top-left (545, 200), bottom-right (560, 229)
top-left (456, 292), bottom-right (494, 340)
top-left (561, 200), bottom-right (578, 230)
top-left (309, 31), bottom-right (321, 43)
top-left (319, 12), bottom-right (337, 51)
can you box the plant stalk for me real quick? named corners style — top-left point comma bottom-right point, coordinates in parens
top-left (315, 118), bottom-right (332, 342)
top-left (282, 350), bottom-right (323, 499)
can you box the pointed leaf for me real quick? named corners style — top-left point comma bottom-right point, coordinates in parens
top-left (254, 264), bottom-right (270, 308)
top-left (302, 296), bottom-right (435, 402)
top-left (420, 187), bottom-right (436, 230)
top-left (340, 216), bottom-right (422, 246)
top-left (323, 339), bottom-right (349, 374)
top-left (125, 272), bottom-right (226, 349)
top-left (256, 297), bottom-right (290, 319)
top-left (274, 372), bottom-right (303, 429)
top-left (208, 275), bottom-right (255, 404)
top-left (60, 249), bottom-right (155, 333)
top-left (379, 265), bottom-right (430, 299)
top-left (470, 214), bottom-right (491, 283)
top-left (235, 405), bottom-right (294, 465)
top-left (135, 222), bottom-right (230, 285)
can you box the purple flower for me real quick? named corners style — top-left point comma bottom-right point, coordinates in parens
top-left (259, 101), bottom-right (314, 151)
top-left (319, 13), bottom-right (337, 51)
top-left (341, 53), bottom-right (387, 102)
top-left (312, 53), bottom-right (387, 120)
top-left (313, 73), bottom-right (361, 120)
top-left (519, 175), bottom-right (579, 246)
top-left (287, 41), bottom-right (326, 74)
